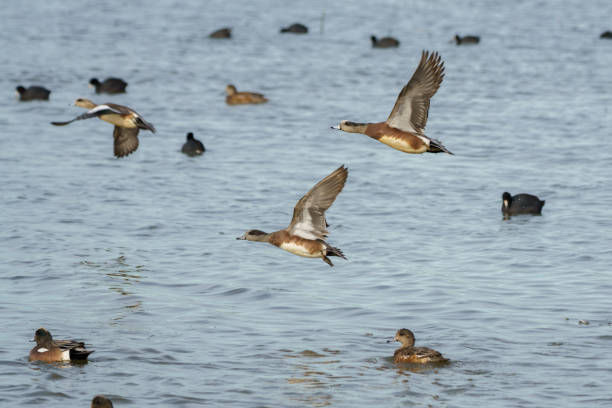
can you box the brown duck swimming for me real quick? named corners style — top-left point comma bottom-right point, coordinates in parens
top-left (237, 166), bottom-right (348, 267)
top-left (91, 395), bottom-right (114, 408)
top-left (29, 328), bottom-right (94, 363)
top-left (225, 85), bottom-right (268, 105)
top-left (51, 98), bottom-right (155, 158)
top-left (392, 328), bottom-right (448, 364)
top-left (332, 51), bottom-right (452, 155)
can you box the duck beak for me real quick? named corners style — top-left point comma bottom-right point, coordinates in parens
top-left (330, 125), bottom-right (340, 130)
top-left (236, 235), bottom-right (246, 240)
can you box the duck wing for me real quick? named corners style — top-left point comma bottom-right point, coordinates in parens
top-left (113, 126), bottom-right (140, 158)
top-left (51, 104), bottom-right (123, 126)
top-left (287, 165), bottom-right (348, 240)
top-left (386, 50), bottom-right (445, 134)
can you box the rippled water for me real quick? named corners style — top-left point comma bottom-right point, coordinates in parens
top-left (2, 0), bottom-right (612, 406)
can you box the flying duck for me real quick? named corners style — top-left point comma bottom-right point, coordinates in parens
top-left (332, 51), bottom-right (452, 154)
top-left (51, 98), bottom-right (155, 158)
top-left (237, 165), bottom-right (348, 266)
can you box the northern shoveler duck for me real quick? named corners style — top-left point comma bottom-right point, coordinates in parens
top-left (91, 395), bottom-right (114, 408)
top-left (51, 98), bottom-right (155, 158)
top-left (29, 328), bottom-right (94, 363)
top-left (332, 50), bottom-right (451, 154)
top-left (280, 23), bottom-right (308, 34)
top-left (454, 34), bottom-right (480, 45)
top-left (16, 85), bottom-right (50, 101)
top-left (502, 192), bottom-right (545, 216)
top-left (209, 27), bottom-right (231, 38)
top-left (225, 84), bottom-right (268, 105)
top-left (371, 35), bottom-right (400, 48)
top-left (237, 165), bottom-right (348, 267)
top-left (89, 77), bottom-right (128, 94)
top-left (392, 328), bottom-right (448, 364)
top-left (181, 132), bottom-right (205, 156)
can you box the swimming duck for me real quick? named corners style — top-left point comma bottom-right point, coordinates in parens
top-left (51, 98), bottom-right (156, 158)
top-left (332, 50), bottom-right (451, 154)
top-left (91, 395), bottom-right (114, 408)
top-left (237, 165), bottom-right (347, 267)
top-left (209, 27), bottom-right (231, 38)
top-left (371, 35), bottom-right (400, 48)
top-left (600, 31), bottom-right (612, 39)
top-left (454, 34), bottom-right (480, 45)
top-left (16, 85), bottom-right (51, 101)
top-left (393, 328), bottom-right (448, 364)
top-left (29, 328), bottom-right (94, 363)
top-left (280, 23), bottom-right (308, 34)
top-left (502, 192), bottom-right (545, 216)
top-left (181, 132), bottom-right (205, 156)
top-left (89, 77), bottom-right (128, 94)
top-left (225, 84), bottom-right (268, 105)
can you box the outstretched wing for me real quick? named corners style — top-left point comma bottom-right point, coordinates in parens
top-left (386, 51), bottom-right (445, 134)
top-left (287, 165), bottom-right (348, 240)
top-left (51, 104), bottom-right (122, 126)
top-left (113, 126), bottom-right (140, 158)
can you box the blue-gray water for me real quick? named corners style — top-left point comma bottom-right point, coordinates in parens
top-left (1, 0), bottom-right (612, 407)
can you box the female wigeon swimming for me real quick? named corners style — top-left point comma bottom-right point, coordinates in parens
top-left (29, 328), bottom-right (94, 363)
top-left (371, 35), bottom-right (400, 48)
top-left (454, 34), bottom-right (480, 45)
top-left (332, 51), bottom-right (451, 154)
top-left (51, 98), bottom-right (155, 158)
top-left (225, 84), bottom-right (268, 105)
top-left (89, 77), bottom-right (128, 94)
top-left (237, 166), bottom-right (348, 267)
top-left (502, 192), bottom-right (545, 216)
top-left (280, 23), bottom-right (308, 33)
top-left (209, 27), bottom-right (231, 38)
top-left (16, 85), bottom-right (51, 101)
top-left (392, 328), bottom-right (448, 364)
top-left (91, 395), bottom-right (114, 408)
top-left (181, 132), bottom-right (205, 156)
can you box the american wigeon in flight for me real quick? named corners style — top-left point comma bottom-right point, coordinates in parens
top-left (91, 395), bottom-right (114, 408)
top-left (502, 192), bottom-right (545, 216)
top-left (225, 84), bottom-right (268, 105)
top-left (29, 328), bottom-right (94, 363)
top-left (89, 77), bottom-right (128, 94)
top-left (181, 132), bottom-right (205, 156)
top-left (332, 51), bottom-right (452, 154)
top-left (238, 165), bottom-right (348, 267)
top-left (392, 328), bottom-right (448, 364)
top-left (280, 23), bottom-right (308, 33)
top-left (371, 35), bottom-right (400, 48)
top-left (454, 34), bottom-right (480, 45)
top-left (16, 85), bottom-right (50, 101)
top-left (51, 98), bottom-right (155, 158)
top-left (209, 27), bottom-right (231, 38)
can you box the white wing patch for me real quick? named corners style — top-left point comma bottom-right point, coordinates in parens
top-left (290, 211), bottom-right (320, 240)
top-left (61, 349), bottom-right (71, 360)
top-left (37, 347), bottom-right (49, 353)
top-left (88, 104), bottom-right (121, 115)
